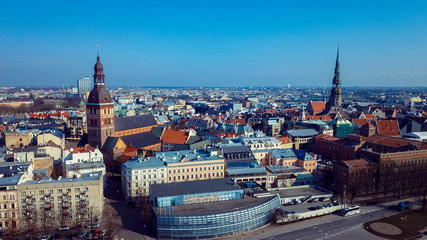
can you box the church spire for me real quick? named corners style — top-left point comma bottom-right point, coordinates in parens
top-left (93, 52), bottom-right (105, 86)
top-left (333, 45), bottom-right (341, 85)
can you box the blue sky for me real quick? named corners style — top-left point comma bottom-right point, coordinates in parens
top-left (0, 1), bottom-right (426, 87)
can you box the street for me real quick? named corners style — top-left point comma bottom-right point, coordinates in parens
top-left (220, 198), bottom-right (424, 240)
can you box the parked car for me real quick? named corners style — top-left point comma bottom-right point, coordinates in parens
top-left (79, 231), bottom-right (87, 238)
top-left (94, 230), bottom-right (103, 237)
top-left (290, 211), bottom-right (296, 214)
top-left (36, 234), bottom-right (50, 240)
top-left (58, 226), bottom-right (69, 231)
top-left (333, 201), bottom-right (340, 206)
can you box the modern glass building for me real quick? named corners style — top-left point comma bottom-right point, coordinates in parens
top-left (150, 178), bottom-right (280, 239)
top-left (152, 195), bottom-right (280, 239)
top-left (77, 76), bottom-right (91, 98)
top-left (150, 178), bottom-right (244, 207)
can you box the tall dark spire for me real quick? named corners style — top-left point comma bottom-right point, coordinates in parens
top-left (321, 46), bottom-right (346, 118)
top-left (332, 46), bottom-right (341, 85)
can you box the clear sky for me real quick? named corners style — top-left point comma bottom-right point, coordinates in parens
top-left (0, 1), bottom-right (426, 87)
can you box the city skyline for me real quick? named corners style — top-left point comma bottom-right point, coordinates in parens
top-left (1, 1), bottom-right (427, 87)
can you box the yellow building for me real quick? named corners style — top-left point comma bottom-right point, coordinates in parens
top-left (17, 171), bottom-right (103, 229)
top-left (160, 149), bottom-right (225, 183)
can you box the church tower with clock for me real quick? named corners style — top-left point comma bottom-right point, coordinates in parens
top-left (86, 54), bottom-right (115, 148)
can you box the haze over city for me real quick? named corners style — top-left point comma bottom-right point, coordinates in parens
top-left (1, 1), bottom-right (427, 87)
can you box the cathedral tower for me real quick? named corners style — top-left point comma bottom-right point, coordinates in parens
top-left (86, 54), bottom-right (115, 148)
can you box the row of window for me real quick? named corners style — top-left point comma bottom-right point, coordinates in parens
top-left (0, 194), bottom-right (15, 200)
top-left (169, 172), bottom-right (223, 181)
top-left (20, 188), bottom-right (89, 196)
top-left (169, 165), bottom-right (223, 174)
top-left (88, 108), bottom-right (112, 115)
top-left (0, 212), bottom-right (16, 218)
top-left (0, 203), bottom-right (15, 209)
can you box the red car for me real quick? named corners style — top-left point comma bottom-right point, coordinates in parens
top-left (94, 230), bottom-right (103, 236)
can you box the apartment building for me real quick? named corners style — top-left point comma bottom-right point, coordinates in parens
top-left (17, 171), bottom-right (103, 229)
top-left (162, 149), bottom-right (225, 183)
top-left (121, 157), bottom-right (167, 201)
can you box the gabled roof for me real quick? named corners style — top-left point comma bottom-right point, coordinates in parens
top-left (376, 119), bottom-right (400, 136)
top-left (120, 132), bottom-right (161, 149)
top-left (151, 126), bottom-right (166, 139)
top-left (309, 102), bottom-right (326, 113)
top-left (102, 137), bottom-right (120, 151)
top-left (114, 113), bottom-right (157, 132)
top-left (161, 129), bottom-right (189, 144)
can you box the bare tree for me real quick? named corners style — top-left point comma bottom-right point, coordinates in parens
top-left (4, 212), bottom-right (18, 240)
top-left (102, 207), bottom-right (119, 240)
top-left (137, 194), bottom-right (151, 223)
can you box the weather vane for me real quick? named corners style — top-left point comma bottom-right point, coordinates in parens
top-left (96, 44), bottom-right (100, 56)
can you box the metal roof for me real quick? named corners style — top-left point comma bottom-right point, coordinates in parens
top-left (150, 178), bottom-right (240, 198)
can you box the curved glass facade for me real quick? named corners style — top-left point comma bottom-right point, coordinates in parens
top-left (154, 195), bottom-right (280, 239)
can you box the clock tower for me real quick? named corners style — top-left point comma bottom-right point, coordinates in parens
top-left (86, 54), bottom-right (115, 148)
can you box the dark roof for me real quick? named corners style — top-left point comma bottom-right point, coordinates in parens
top-left (102, 137), bottom-right (119, 151)
top-left (87, 86), bottom-right (112, 104)
top-left (151, 126), bottom-right (166, 139)
top-left (120, 131), bottom-right (160, 149)
top-left (221, 145), bottom-right (252, 154)
top-left (150, 178), bottom-right (240, 198)
top-left (221, 145), bottom-right (256, 162)
top-left (114, 114), bottom-right (157, 132)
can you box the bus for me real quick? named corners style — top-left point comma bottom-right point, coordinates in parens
top-left (341, 205), bottom-right (360, 216)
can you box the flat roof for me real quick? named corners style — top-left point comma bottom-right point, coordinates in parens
top-left (155, 195), bottom-right (276, 216)
top-left (20, 171), bottom-right (103, 186)
top-left (269, 186), bottom-right (330, 198)
top-left (226, 167), bottom-right (267, 175)
top-left (150, 178), bottom-right (240, 198)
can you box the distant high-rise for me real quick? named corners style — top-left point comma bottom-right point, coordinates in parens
top-left (77, 76), bottom-right (91, 98)
top-left (323, 46), bottom-right (346, 118)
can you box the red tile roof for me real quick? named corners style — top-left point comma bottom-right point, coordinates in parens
top-left (161, 129), bottom-right (189, 144)
top-left (376, 119), bottom-right (400, 136)
top-left (309, 102), bottom-right (326, 113)
top-left (366, 135), bottom-right (427, 149)
top-left (64, 145), bottom-right (97, 153)
top-left (352, 118), bottom-right (370, 127)
top-left (276, 134), bottom-right (293, 144)
top-left (342, 159), bottom-right (373, 168)
top-left (315, 134), bottom-right (342, 142)
top-left (304, 115), bottom-right (333, 121)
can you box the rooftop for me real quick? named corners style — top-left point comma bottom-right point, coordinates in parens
top-left (226, 166), bottom-right (267, 176)
top-left (155, 149), bottom-right (223, 164)
top-left (114, 113), bottom-right (157, 132)
top-left (287, 129), bottom-right (319, 138)
top-left (155, 195), bottom-right (276, 216)
top-left (20, 171), bottom-right (103, 186)
top-left (122, 157), bottom-right (167, 170)
top-left (268, 185), bottom-right (331, 198)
